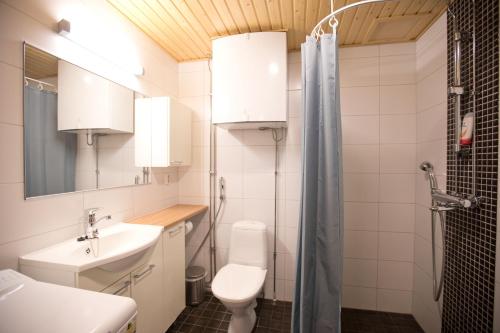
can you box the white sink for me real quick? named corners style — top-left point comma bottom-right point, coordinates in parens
top-left (20, 223), bottom-right (163, 273)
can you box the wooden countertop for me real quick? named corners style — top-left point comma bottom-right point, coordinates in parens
top-left (127, 204), bottom-right (208, 229)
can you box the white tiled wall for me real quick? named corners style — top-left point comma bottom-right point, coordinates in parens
top-left (179, 43), bottom-right (417, 308)
top-left (0, 0), bottom-right (179, 270)
top-left (340, 43), bottom-right (417, 313)
top-left (178, 55), bottom-right (301, 301)
top-left (177, 60), bottom-right (212, 276)
top-left (412, 13), bottom-right (447, 333)
top-left (0, 0), bottom-right (449, 321)
top-left (75, 133), bottom-right (145, 190)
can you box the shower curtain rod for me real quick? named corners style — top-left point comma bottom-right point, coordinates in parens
top-left (311, 0), bottom-right (385, 36)
top-left (25, 76), bottom-right (56, 88)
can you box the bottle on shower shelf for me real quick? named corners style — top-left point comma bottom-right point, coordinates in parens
top-left (460, 112), bottom-right (474, 146)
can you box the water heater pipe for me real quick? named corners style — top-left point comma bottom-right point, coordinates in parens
top-left (260, 127), bottom-right (285, 303)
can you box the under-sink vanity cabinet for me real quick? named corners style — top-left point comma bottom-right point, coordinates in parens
top-left (77, 226), bottom-right (182, 333)
top-left (130, 240), bottom-right (165, 333)
top-left (163, 223), bottom-right (186, 328)
top-left (83, 239), bottom-right (167, 333)
top-left (23, 236), bottom-right (167, 333)
top-left (76, 241), bottom-right (162, 293)
top-left (19, 204), bottom-right (208, 333)
top-left (101, 274), bottom-right (132, 297)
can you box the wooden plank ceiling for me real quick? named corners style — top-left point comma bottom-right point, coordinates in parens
top-left (24, 44), bottom-right (58, 79)
top-left (107, 0), bottom-right (447, 62)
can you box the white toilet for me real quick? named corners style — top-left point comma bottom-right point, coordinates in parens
top-left (212, 220), bottom-right (267, 333)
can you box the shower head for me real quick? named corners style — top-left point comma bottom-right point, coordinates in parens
top-left (419, 161), bottom-right (434, 172)
top-left (419, 161), bottom-right (438, 191)
top-left (447, 7), bottom-right (456, 20)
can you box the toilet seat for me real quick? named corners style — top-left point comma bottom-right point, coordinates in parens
top-left (212, 264), bottom-right (267, 303)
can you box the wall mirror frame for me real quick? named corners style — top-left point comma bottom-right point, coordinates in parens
top-left (22, 42), bottom-right (153, 199)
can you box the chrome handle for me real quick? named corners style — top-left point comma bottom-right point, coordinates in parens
top-left (168, 225), bottom-right (183, 237)
top-left (170, 160), bottom-right (183, 165)
top-left (133, 264), bottom-right (156, 280)
top-left (86, 207), bottom-right (101, 225)
top-left (112, 281), bottom-right (130, 295)
top-left (87, 207), bottom-right (100, 216)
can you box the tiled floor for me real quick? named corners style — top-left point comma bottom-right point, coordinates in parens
top-left (166, 293), bottom-right (291, 333)
top-left (166, 293), bottom-right (424, 333)
top-left (341, 308), bottom-right (425, 333)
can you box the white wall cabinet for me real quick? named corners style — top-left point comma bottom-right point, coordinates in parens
top-left (212, 32), bottom-right (287, 129)
top-left (20, 223), bottom-right (187, 333)
top-left (135, 97), bottom-right (192, 167)
top-left (58, 60), bottom-right (134, 134)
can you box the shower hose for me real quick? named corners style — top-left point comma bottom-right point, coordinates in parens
top-left (430, 208), bottom-right (447, 302)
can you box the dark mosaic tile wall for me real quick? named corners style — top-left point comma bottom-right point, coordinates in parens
top-left (444, 0), bottom-right (499, 332)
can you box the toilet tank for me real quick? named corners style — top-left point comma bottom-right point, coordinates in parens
top-left (228, 221), bottom-right (267, 269)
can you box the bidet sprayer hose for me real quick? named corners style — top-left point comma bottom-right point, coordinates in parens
top-left (188, 177), bottom-right (225, 268)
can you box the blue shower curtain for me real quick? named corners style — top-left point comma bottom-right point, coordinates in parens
top-left (292, 34), bottom-right (343, 333)
top-left (24, 86), bottom-right (77, 197)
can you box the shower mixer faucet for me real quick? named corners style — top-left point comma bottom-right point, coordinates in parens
top-left (419, 161), bottom-right (480, 210)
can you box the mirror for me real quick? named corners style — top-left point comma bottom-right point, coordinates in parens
top-left (23, 43), bottom-right (152, 198)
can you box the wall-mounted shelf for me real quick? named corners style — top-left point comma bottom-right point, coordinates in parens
top-left (128, 204), bottom-right (208, 229)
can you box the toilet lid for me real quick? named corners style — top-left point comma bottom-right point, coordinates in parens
top-left (212, 264), bottom-right (267, 303)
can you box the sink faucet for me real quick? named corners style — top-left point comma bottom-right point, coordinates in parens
top-left (77, 208), bottom-right (111, 241)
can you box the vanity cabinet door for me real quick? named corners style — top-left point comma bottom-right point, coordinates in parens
top-left (101, 275), bottom-right (132, 298)
top-left (131, 240), bottom-right (164, 333)
top-left (163, 222), bottom-right (186, 329)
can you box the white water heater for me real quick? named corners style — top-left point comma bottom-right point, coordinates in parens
top-left (212, 32), bottom-right (287, 129)
top-left (57, 60), bottom-right (134, 134)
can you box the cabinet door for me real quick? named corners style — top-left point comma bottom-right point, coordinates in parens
top-left (169, 100), bottom-right (192, 166)
top-left (131, 240), bottom-right (164, 333)
top-left (101, 275), bottom-right (132, 298)
top-left (163, 223), bottom-right (186, 329)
